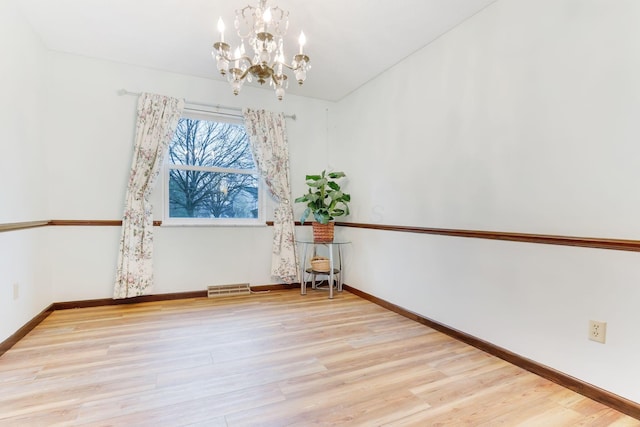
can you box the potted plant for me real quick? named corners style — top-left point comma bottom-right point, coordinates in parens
top-left (294, 170), bottom-right (351, 242)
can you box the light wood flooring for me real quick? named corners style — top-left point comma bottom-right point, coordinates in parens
top-left (0, 289), bottom-right (638, 426)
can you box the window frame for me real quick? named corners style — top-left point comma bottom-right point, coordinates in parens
top-left (162, 109), bottom-right (266, 227)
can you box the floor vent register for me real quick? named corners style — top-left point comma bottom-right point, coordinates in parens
top-left (207, 283), bottom-right (251, 297)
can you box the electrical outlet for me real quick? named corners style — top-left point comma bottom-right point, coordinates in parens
top-left (588, 320), bottom-right (606, 344)
top-left (12, 282), bottom-right (19, 300)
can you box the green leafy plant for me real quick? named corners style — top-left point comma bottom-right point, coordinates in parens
top-left (294, 170), bottom-right (351, 224)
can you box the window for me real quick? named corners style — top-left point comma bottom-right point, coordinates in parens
top-left (163, 111), bottom-right (264, 226)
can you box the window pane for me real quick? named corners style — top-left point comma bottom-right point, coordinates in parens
top-left (169, 170), bottom-right (259, 219)
top-left (168, 118), bottom-right (254, 170)
top-left (164, 114), bottom-right (263, 225)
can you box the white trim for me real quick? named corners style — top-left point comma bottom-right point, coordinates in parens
top-left (168, 164), bottom-right (257, 175)
top-left (182, 107), bottom-right (244, 124)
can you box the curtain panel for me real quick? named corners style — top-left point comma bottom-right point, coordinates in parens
top-left (243, 109), bottom-right (299, 283)
top-left (114, 93), bottom-right (184, 299)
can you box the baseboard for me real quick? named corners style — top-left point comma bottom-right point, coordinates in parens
top-left (51, 290), bottom-right (208, 310)
top-left (52, 285), bottom-right (303, 309)
top-left (343, 284), bottom-right (640, 420)
top-left (0, 304), bottom-right (55, 357)
top-left (0, 286), bottom-right (300, 356)
top-left (250, 283), bottom-right (301, 291)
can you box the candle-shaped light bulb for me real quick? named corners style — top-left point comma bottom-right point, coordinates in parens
top-left (234, 47), bottom-right (241, 68)
top-left (260, 7), bottom-right (271, 33)
top-left (298, 31), bottom-right (306, 54)
top-left (217, 17), bottom-right (225, 43)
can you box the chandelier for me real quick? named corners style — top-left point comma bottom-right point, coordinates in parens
top-left (212, 0), bottom-right (311, 101)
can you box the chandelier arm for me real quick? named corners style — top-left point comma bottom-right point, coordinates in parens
top-left (277, 62), bottom-right (296, 71)
top-left (238, 55), bottom-right (256, 67)
top-left (277, 57), bottom-right (310, 71)
top-left (270, 73), bottom-right (285, 85)
top-left (238, 66), bottom-right (258, 81)
top-left (219, 50), bottom-right (254, 65)
top-left (219, 53), bottom-right (256, 67)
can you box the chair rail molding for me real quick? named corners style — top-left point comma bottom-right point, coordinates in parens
top-left (4, 219), bottom-right (639, 253)
top-left (0, 220), bottom-right (49, 233)
top-left (333, 222), bottom-right (640, 253)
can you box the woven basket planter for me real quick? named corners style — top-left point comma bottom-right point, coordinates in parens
top-left (312, 222), bottom-right (335, 242)
top-left (310, 256), bottom-right (330, 272)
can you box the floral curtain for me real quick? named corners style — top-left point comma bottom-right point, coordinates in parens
top-left (114, 93), bottom-right (184, 299)
top-left (243, 109), bottom-right (299, 283)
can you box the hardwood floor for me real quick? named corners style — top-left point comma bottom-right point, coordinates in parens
top-left (0, 289), bottom-right (638, 426)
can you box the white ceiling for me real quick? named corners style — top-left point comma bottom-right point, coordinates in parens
top-left (18, 0), bottom-right (496, 102)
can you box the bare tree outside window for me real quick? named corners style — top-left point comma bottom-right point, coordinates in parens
top-left (166, 117), bottom-right (260, 220)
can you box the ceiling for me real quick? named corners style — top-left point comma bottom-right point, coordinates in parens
top-left (18, 0), bottom-right (497, 102)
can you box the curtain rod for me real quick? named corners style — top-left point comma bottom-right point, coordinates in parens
top-left (117, 89), bottom-right (296, 120)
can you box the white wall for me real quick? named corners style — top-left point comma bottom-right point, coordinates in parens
top-left (333, 0), bottom-right (640, 402)
top-left (43, 52), bottom-right (331, 302)
top-left (0, 0), bottom-right (52, 342)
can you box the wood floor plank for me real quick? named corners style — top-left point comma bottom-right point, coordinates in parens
top-left (0, 289), bottom-right (638, 426)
